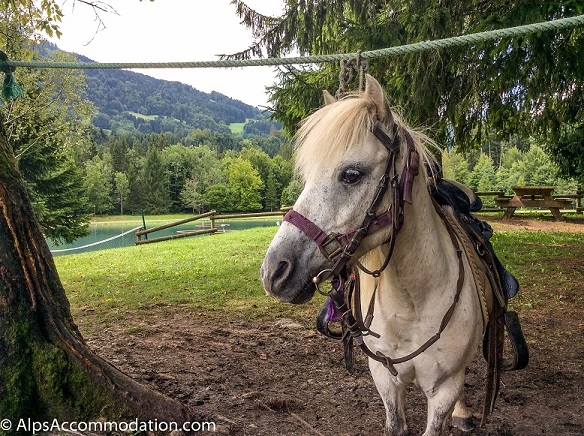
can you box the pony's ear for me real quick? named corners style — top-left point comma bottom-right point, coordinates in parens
top-left (364, 74), bottom-right (393, 124)
top-left (323, 89), bottom-right (336, 105)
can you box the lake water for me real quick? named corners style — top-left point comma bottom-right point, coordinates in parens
top-left (48, 218), bottom-right (281, 256)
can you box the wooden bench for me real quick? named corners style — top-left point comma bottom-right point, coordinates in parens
top-left (495, 186), bottom-right (573, 220)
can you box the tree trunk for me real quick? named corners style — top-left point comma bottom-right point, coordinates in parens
top-left (0, 131), bottom-right (194, 429)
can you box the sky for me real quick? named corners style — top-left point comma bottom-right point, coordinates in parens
top-left (50, 0), bottom-right (285, 108)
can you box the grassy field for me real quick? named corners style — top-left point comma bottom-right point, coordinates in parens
top-left (55, 227), bottom-right (325, 326)
top-left (229, 122), bottom-right (245, 134)
top-left (54, 226), bottom-right (583, 328)
top-left (128, 112), bottom-right (158, 121)
top-left (491, 230), bottom-right (583, 318)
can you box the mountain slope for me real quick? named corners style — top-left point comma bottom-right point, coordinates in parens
top-left (72, 53), bottom-right (264, 135)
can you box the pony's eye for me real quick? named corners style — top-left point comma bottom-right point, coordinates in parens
top-left (341, 168), bottom-right (363, 185)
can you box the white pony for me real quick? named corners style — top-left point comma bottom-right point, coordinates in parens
top-left (261, 74), bottom-right (489, 435)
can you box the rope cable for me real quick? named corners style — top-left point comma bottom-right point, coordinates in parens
top-left (1, 13), bottom-right (583, 71)
top-left (50, 226), bottom-right (142, 253)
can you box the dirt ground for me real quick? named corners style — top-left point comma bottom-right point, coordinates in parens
top-left (82, 216), bottom-right (583, 435)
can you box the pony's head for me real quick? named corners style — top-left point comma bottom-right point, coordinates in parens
top-left (261, 74), bottom-right (436, 304)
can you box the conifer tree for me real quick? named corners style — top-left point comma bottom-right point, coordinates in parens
top-left (0, 0), bottom-right (196, 425)
top-left (230, 0), bottom-right (584, 182)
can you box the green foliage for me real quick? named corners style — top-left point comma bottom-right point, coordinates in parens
top-left (267, 66), bottom-right (337, 136)
top-left (468, 153), bottom-right (496, 192)
top-left (142, 145), bottom-right (170, 214)
top-left (547, 123), bottom-right (584, 184)
top-left (442, 140), bottom-right (580, 196)
top-left (231, 0), bottom-right (584, 178)
top-left (0, 1), bottom-right (63, 44)
top-left (280, 176), bottom-right (304, 207)
top-left (204, 184), bottom-right (234, 213)
top-left (113, 172), bottom-right (129, 215)
top-left (81, 134), bottom-right (294, 216)
top-left (228, 157), bottom-right (264, 211)
top-left (180, 176), bottom-right (205, 213)
top-left (2, 35), bottom-right (93, 243)
top-left (442, 150), bottom-right (469, 184)
top-left (30, 165), bottom-right (91, 244)
top-left (84, 155), bottom-right (113, 214)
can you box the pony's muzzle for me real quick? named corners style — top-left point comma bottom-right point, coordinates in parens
top-left (260, 256), bottom-right (294, 298)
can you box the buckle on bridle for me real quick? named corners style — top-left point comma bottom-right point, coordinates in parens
top-left (319, 233), bottom-right (344, 262)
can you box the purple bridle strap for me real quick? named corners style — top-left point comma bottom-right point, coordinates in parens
top-left (283, 210), bottom-right (329, 245)
top-left (283, 208), bottom-right (392, 250)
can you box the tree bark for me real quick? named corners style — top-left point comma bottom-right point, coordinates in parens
top-left (0, 130), bottom-right (194, 429)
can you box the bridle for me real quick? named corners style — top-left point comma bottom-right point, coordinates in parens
top-left (283, 119), bottom-right (430, 375)
top-left (283, 117), bottom-right (469, 376)
top-left (284, 121), bottom-right (419, 282)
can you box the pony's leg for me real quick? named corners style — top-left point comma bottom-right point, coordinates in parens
top-left (369, 360), bottom-right (409, 436)
top-left (422, 371), bottom-right (466, 436)
top-left (451, 396), bottom-right (474, 432)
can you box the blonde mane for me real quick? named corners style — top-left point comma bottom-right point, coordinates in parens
top-left (294, 93), bottom-right (440, 183)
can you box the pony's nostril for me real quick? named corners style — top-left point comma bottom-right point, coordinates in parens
top-left (273, 260), bottom-right (290, 283)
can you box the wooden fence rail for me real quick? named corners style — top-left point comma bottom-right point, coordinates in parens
top-left (135, 210), bottom-right (289, 245)
top-left (136, 228), bottom-right (217, 245)
top-left (136, 210), bottom-right (216, 238)
top-left (136, 210), bottom-right (217, 244)
top-left (210, 211), bottom-right (286, 229)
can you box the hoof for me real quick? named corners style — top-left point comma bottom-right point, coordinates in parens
top-left (452, 416), bottom-right (474, 432)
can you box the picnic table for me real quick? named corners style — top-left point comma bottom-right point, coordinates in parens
top-left (495, 186), bottom-right (573, 220)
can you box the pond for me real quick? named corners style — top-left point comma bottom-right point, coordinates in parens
top-left (48, 218), bottom-right (281, 256)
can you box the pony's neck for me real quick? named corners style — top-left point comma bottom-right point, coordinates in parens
top-left (360, 175), bottom-right (455, 304)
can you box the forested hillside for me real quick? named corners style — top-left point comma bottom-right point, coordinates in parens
top-left (10, 43), bottom-right (289, 244)
top-left (83, 58), bottom-right (261, 136)
top-left (45, 43), bottom-right (279, 138)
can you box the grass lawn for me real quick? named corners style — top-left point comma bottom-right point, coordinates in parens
top-left (54, 226), bottom-right (583, 330)
top-left (55, 227), bottom-right (325, 326)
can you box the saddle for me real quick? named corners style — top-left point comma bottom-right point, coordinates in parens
top-left (432, 179), bottom-right (520, 300)
top-left (432, 178), bottom-right (529, 425)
